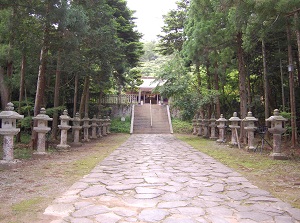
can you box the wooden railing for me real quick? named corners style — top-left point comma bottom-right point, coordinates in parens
top-left (101, 94), bottom-right (138, 105)
top-left (150, 100), bottom-right (153, 127)
top-left (130, 104), bottom-right (135, 134)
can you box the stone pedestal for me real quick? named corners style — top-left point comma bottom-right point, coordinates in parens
top-left (91, 115), bottom-right (98, 139)
top-left (82, 114), bottom-right (91, 142)
top-left (209, 116), bottom-right (218, 140)
top-left (197, 118), bottom-right (203, 136)
top-left (33, 108), bottom-right (52, 154)
top-left (266, 109), bottom-right (288, 160)
top-left (229, 112), bottom-right (241, 147)
top-left (102, 116), bottom-right (107, 136)
top-left (97, 116), bottom-right (103, 137)
top-left (107, 116), bottom-right (111, 134)
top-left (0, 102), bottom-right (24, 162)
top-left (71, 112), bottom-right (82, 146)
top-left (243, 111), bottom-right (258, 151)
top-left (203, 119), bottom-right (209, 138)
top-left (192, 117), bottom-right (198, 135)
top-left (216, 114), bottom-right (227, 143)
top-left (57, 110), bottom-right (71, 149)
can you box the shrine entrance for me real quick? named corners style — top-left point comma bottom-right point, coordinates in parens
top-left (138, 77), bottom-right (167, 104)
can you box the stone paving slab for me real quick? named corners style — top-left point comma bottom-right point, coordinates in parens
top-left (44, 134), bottom-right (300, 223)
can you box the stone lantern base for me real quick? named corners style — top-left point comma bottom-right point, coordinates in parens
top-left (57, 144), bottom-right (71, 150)
top-left (70, 141), bottom-right (83, 147)
top-left (0, 159), bottom-right (22, 169)
top-left (270, 152), bottom-right (288, 160)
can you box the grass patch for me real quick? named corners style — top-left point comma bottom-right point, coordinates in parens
top-left (70, 155), bottom-right (106, 176)
top-left (176, 134), bottom-right (300, 209)
top-left (110, 116), bottom-right (131, 133)
top-left (12, 197), bottom-right (44, 213)
top-left (172, 118), bottom-right (193, 134)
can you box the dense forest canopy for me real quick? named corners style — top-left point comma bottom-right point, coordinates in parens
top-left (154, 0), bottom-right (300, 146)
top-left (0, 0), bottom-right (143, 140)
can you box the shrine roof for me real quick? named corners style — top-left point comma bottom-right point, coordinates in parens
top-left (139, 77), bottom-right (164, 91)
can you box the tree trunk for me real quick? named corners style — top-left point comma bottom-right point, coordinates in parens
top-left (79, 75), bottom-right (89, 117)
top-left (195, 61), bottom-right (201, 91)
top-left (206, 60), bottom-right (212, 118)
top-left (236, 32), bottom-right (247, 118)
top-left (195, 60), bottom-right (203, 116)
top-left (16, 53), bottom-right (26, 142)
top-left (236, 32), bottom-right (247, 143)
top-left (0, 66), bottom-right (9, 109)
top-left (6, 60), bottom-right (13, 102)
top-left (18, 53), bottom-right (26, 113)
top-left (51, 50), bottom-right (62, 140)
top-left (85, 82), bottom-right (90, 115)
top-left (286, 21), bottom-right (297, 147)
top-left (279, 45), bottom-right (286, 111)
top-left (73, 73), bottom-right (78, 117)
top-left (98, 91), bottom-right (103, 116)
top-left (214, 62), bottom-right (221, 118)
top-left (262, 39), bottom-right (270, 119)
top-left (294, 12), bottom-right (300, 86)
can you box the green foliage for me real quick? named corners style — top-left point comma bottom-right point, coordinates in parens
top-left (110, 116), bottom-right (131, 133)
top-left (13, 147), bottom-right (32, 160)
top-left (20, 116), bottom-right (32, 131)
top-left (123, 68), bottom-right (143, 93)
top-left (158, 0), bottom-right (189, 55)
top-left (45, 106), bottom-right (66, 117)
top-left (0, 0), bottom-right (144, 120)
top-left (140, 41), bottom-right (159, 62)
top-left (172, 118), bottom-right (192, 133)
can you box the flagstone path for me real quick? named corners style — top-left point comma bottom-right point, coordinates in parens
top-left (44, 134), bottom-right (300, 223)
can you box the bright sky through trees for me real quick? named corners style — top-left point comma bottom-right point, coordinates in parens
top-left (126, 0), bottom-right (177, 41)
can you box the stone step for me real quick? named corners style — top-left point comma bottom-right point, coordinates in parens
top-left (133, 104), bottom-right (170, 134)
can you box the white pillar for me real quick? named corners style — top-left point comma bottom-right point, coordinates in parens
top-left (138, 89), bottom-right (141, 104)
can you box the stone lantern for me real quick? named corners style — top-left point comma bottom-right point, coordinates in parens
top-left (82, 114), bottom-right (91, 142)
top-left (192, 116), bottom-right (198, 135)
top-left (243, 111), bottom-right (258, 151)
top-left (266, 109), bottom-right (288, 160)
top-left (102, 116), bottom-right (107, 136)
top-left (202, 118), bottom-right (209, 138)
top-left (57, 110), bottom-right (71, 149)
top-left (96, 115), bottom-right (103, 138)
top-left (107, 116), bottom-right (111, 134)
top-left (0, 102), bottom-right (24, 162)
top-left (229, 112), bottom-right (241, 147)
top-left (91, 115), bottom-right (98, 139)
top-left (71, 112), bottom-right (82, 146)
top-left (216, 114), bottom-right (227, 143)
top-left (209, 116), bottom-right (218, 140)
top-left (197, 117), bottom-right (203, 136)
top-left (33, 108), bottom-right (52, 154)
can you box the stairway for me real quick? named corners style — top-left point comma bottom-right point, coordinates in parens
top-left (133, 104), bottom-right (172, 134)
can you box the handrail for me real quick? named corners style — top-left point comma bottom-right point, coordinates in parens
top-left (167, 105), bottom-right (173, 134)
top-left (130, 104), bottom-right (135, 134)
top-left (150, 100), bottom-right (153, 127)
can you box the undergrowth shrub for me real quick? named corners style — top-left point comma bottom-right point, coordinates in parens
top-left (172, 118), bottom-right (192, 134)
top-left (110, 116), bottom-right (131, 133)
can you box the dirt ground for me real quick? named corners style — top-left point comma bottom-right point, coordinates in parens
top-left (0, 134), bottom-right (130, 223)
